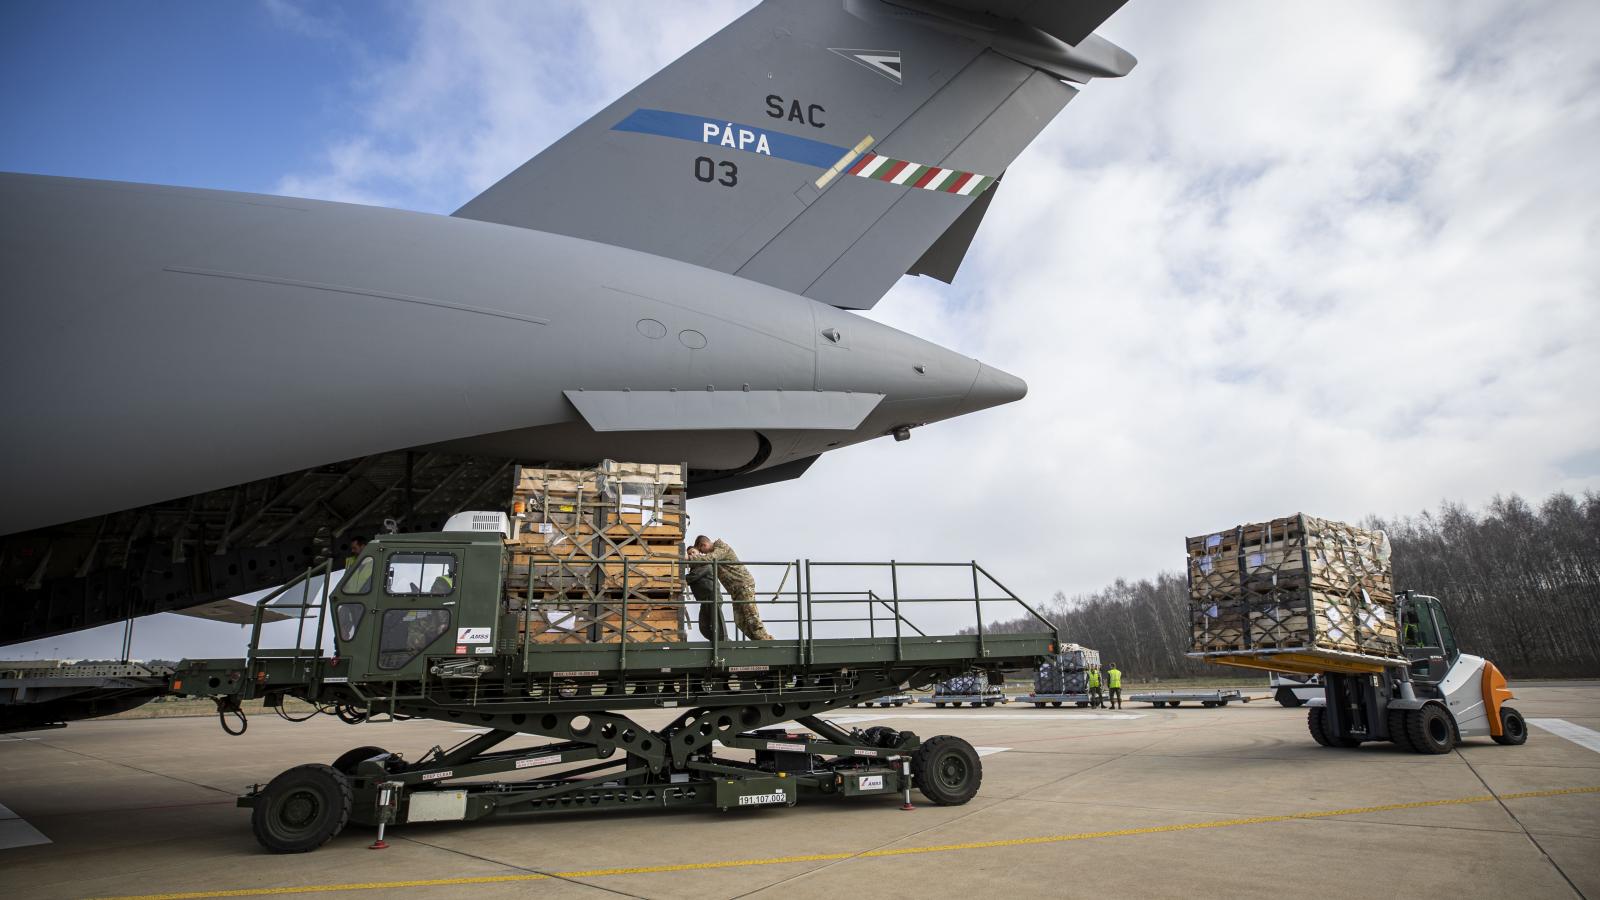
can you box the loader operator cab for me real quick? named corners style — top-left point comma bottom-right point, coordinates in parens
top-left (326, 527), bottom-right (505, 681)
top-left (1398, 592), bottom-right (1459, 684)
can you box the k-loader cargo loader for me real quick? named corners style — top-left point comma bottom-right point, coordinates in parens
top-left (169, 525), bottom-right (1057, 852)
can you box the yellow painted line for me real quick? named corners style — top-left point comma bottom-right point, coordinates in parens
top-left (91, 785), bottom-right (1600, 900)
top-left (814, 134), bottom-right (876, 189)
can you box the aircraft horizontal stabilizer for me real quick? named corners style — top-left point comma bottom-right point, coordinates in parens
top-left (564, 389), bottom-right (883, 433)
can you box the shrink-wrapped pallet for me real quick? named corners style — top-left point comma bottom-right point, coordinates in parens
top-left (1034, 643), bottom-right (1099, 694)
top-left (1187, 514), bottom-right (1399, 659)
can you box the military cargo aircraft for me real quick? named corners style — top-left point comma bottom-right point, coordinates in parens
top-left (0, 0), bottom-right (1134, 647)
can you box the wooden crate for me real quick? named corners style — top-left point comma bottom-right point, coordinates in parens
top-left (502, 460), bottom-right (688, 643)
top-left (1187, 514), bottom-right (1399, 658)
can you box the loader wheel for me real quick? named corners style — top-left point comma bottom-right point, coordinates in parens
top-left (252, 764), bottom-right (351, 853)
top-left (860, 726), bottom-right (902, 749)
top-left (1387, 709), bottom-right (1416, 753)
top-left (912, 735), bottom-right (982, 806)
top-left (1309, 706), bottom-right (1361, 748)
top-left (1406, 704), bottom-right (1456, 754)
top-left (331, 746), bottom-right (388, 777)
top-left (1492, 706), bottom-right (1528, 746)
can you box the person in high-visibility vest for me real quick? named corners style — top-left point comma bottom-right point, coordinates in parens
top-left (1087, 665), bottom-right (1103, 708)
top-left (1106, 664), bottom-right (1123, 709)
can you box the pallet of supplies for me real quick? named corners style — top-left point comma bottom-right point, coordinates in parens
top-left (504, 460), bottom-right (687, 643)
top-left (1186, 514), bottom-right (1399, 660)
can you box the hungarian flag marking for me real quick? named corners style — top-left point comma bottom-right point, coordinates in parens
top-left (846, 152), bottom-right (995, 197)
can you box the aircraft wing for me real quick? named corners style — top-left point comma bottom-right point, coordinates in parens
top-left (171, 599), bottom-right (290, 626)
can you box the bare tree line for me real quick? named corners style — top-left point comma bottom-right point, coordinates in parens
top-left (973, 492), bottom-right (1600, 678)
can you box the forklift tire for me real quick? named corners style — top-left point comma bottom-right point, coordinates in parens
top-left (1309, 706), bottom-right (1361, 748)
top-left (912, 735), bottom-right (983, 806)
top-left (1387, 709), bottom-right (1416, 753)
top-left (1406, 704), bottom-right (1456, 754)
top-left (252, 764), bottom-right (352, 853)
top-left (331, 746), bottom-right (388, 777)
top-left (1492, 706), bottom-right (1528, 746)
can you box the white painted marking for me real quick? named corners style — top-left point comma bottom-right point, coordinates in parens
top-left (0, 803), bottom-right (50, 850)
top-left (857, 155), bottom-right (891, 178)
top-left (973, 746), bottom-right (1011, 757)
top-left (889, 163), bottom-right (918, 185)
top-left (1529, 718), bottom-right (1600, 754)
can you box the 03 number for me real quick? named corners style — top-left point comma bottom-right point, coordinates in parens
top-left (694, 156), bottom-right (737, 187)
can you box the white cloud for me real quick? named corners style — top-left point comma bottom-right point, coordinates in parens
top-left (273, 0), bottom-right (1598, 629)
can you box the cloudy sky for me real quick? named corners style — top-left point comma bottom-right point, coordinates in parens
top-left (3, 0), bottom-right (1597, 658)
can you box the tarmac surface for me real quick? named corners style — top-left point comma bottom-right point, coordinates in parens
top-left (2, 680), bottom-right (1596, 900)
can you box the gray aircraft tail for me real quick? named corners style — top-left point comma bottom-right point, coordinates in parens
top-left (454, 0), bottom-right (1134, 310)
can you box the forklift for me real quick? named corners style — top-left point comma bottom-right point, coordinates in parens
top-left (1202, 592), bottom-right (1529, 753)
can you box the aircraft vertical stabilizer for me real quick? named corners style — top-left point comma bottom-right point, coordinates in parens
top-left (454, 0), bottom-right (1133, 309)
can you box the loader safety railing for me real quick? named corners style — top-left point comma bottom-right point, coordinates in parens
top-left (521, 557), bottom-right (1058, 671)
top-left (246, 557), bottom-right (334, 675)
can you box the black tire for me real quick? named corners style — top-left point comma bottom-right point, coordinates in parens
top-left (331, 746), bottom-right (388, 777)
top-left (1168, 701), bottom-right (1181, 708)
top-left (1052, 701), bottom-right (1063, 708)
top-left (1276, 689), bottom-right (1306, 708)
top-left (1201, 701), bottom-right (1217, 708)
top-left (935, 702), bottom-right (946, 708)
top-left (984, 700), bottom-right (996, 707)
top-left (1406, 704), bottom-right (1455, 754)
top-left (1309, 706), bottom-right (1361, 748)
top-left (860, 726), bottom-right (902, 749)
top-left (1387, 708), bottom-right (1416, 753)
top-left (1492, 706), bottom-right (1528, 746)
top-left (912, 735), bottom-right (983, 806)
top-left (952, 701), bottom-right (962, 708)
top-left (252, 764), bottom-right (352, 853)
top-left (1034, 702), bottom-right (1044, 708)
top-left (1076, 702), bottom-right (1088, 708)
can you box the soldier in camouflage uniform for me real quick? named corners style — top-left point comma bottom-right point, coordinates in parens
top-left (688, 535), bottom-right (772, 640)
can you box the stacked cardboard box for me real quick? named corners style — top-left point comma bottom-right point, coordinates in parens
top-left (505, 460), bottom-right (687, 643)
top-left (1035, 643), bottom-right (1099, 695)
top-left (1187, 514), bottom-right (1399, 658)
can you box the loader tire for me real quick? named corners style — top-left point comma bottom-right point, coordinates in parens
top-left (1406, 704), bottom-right (1456, 754)
top-left (252, 764), bottom-right (351, 853)
top-left (1492, 706), bottom-right (1528, 746)
top-left (912, 735), bottom-right (982, 806)
top-left (331, 746), bottom-right (388, 777)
